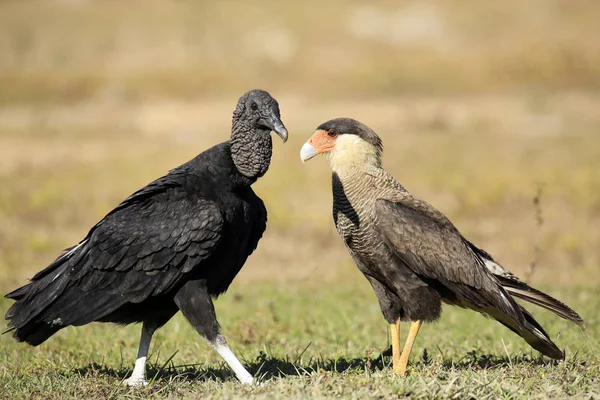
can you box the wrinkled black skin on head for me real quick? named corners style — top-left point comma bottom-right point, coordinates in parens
top-left (231, 89), bottom-right (283, 179)
top-left (234, 89), bottom-right (283, 133)
top-left (317, 117), bottom-right (383, 155)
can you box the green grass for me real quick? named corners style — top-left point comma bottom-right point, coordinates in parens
top-left (1, 283), bottom-right (598, 399)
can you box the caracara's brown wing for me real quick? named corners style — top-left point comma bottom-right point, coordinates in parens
top-left (374, 197), bottom-right (520, 320)
top-left (375, 196), bottom-right (573, 359)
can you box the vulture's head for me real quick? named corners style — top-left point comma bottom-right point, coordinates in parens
top-left (233, 89), bottom-right (288, 142)
top-left (300, 118), bottom-right (383, 169)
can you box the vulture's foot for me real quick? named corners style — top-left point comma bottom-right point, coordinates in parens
top-left (123, 376), bottom-right (149, 387)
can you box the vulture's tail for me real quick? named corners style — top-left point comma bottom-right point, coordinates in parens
top-left (498, 277), bottom-right (585, 328)
top-left (4, 274), bottom-right (70, 345)
top-left (4, 242), bottom-right (85, 345)
top-left (486, 303), bottom-right (565, 360)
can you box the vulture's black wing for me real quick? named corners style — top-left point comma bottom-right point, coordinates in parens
top-left (243, 188), bottom-right (267, 256)
top-left (6, 172), bottom-right (224, 329)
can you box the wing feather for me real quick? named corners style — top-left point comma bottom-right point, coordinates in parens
top-left (5, 175), bottom-right (225, 331)
top-left (76, 195), bottom-right (224, 291)
top-left (374, 198), bottom-right (522, 322)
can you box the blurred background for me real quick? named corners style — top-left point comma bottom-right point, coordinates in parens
top-left (1, 0), bottom-right (599, 297)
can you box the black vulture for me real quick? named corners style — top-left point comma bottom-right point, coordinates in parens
top-left (300, 117), bottom-right (584, 376)
top-left (4, 89), bottom-right (288, 386)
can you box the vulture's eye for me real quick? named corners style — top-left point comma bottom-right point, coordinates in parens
top-left (327, 129), bottom-right (338, 138)
top-left (250, 102), bottom-right (258, 111)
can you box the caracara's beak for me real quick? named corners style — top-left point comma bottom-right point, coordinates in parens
top-left (300, 129), bottom-right (336, 163)
top-left (300, 142), bottom-right (318, 163)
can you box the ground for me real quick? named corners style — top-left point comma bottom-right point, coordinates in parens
top-left (1, 1), bottom-right (599, 399)
top-left (1, 284), bottom-right (598, 399)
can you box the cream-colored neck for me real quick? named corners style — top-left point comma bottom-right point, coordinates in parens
top-left (328, 135), bottom-right (382, 174)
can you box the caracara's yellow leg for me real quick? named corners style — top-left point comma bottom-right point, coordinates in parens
top-left (397, 320), bottom-right (423, 376)
top-left (390, 319), bottom-right (402, 374)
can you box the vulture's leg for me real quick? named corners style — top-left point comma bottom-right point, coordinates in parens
top-left (397, 320), bottom-right (422, 376)
top-left (390, 319), bottom-right (402, 374)
top-left (174, 279), bottom-right (254, 385)
top-left (123, 322), bottom-right (157, 386)
top-left (210, 333), bottom-right (254, 384)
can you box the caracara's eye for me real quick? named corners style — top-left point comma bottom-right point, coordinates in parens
top-left (250, 102), bottom-right (258, 111)
top-left (327, 129), bottom-right (338, 138)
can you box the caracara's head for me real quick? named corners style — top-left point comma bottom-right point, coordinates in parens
top-left (300, 118), bottom-right (383, 170)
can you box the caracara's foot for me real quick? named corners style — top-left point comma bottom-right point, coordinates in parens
top-left (123, 376), bottom-right (149, 387)
top-left (392, 320), bottom-right (422, 378)
top-left (393, 366), bottom-right (408, 377)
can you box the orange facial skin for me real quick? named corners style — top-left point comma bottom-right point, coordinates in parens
top-left (308, 129), bottom-right (337, 154)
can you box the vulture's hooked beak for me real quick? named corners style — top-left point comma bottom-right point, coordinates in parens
top-left (268, 115), bottom-right (288, 143)
top-left (261, 109), bottom-right (288, 142)
top-left (272, 122), bottom-right (288, 143)
top-left (300, 129), bottom-right (335, 163)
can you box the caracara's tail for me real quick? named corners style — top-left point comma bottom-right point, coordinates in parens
top-left (486, 302), bottom-right (565, 359)
top-left (498, 277), bottom-right (585, 328)
top-left (469, 242), bottom-right (585, 328)
top-left (465, 243), bottom-right (584, 359)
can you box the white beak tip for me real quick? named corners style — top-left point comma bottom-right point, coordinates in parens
top-left (300, 142), bottom-right (318, 163)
